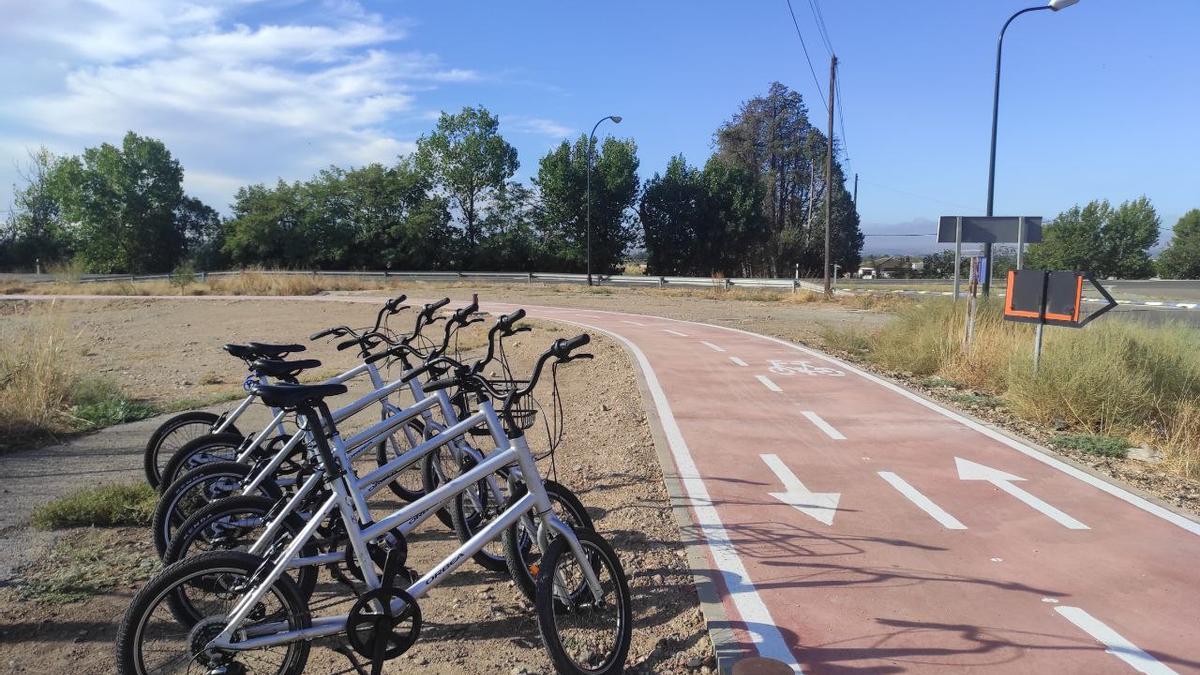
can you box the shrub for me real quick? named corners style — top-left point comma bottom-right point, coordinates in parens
top-left (1050, 434), bottom-right (1130, 459)
top-left (31, 483), bottom-right (157, 529)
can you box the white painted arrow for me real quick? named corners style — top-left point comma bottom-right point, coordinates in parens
top-left (955, 457), bottom-right (1088, 530)
top-left (760, 454), bottom-right (841, 526)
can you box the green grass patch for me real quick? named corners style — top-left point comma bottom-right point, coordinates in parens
top-left (31, 483), bottom-right (157, 529)
top-left (13, 529), bottom-right (159, 604)
top-left (1050, 433), bottom-right (1130, 459)
top-left (946, 392), bottom-right (1004, 409)
top-left (67, 376), bottom-right (158, 429)
top-left (920, 376), bottom-right (963, 389)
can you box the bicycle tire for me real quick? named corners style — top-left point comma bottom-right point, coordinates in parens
top-left (153, 461), bottom-right (282, 558)
top-left (373, 417), bottom-right (428, 502)
top-left (158, 431), bottom-right (246, 494)
top-left (143, 411), bottom-right (240, 489)
top-left (502, 481), bottom-right (594, 603)
top-left (534, 529), bottom-right (632, 675)
top-left (115, 550), bottom-right (310, 675)
top-left (164, 494), bottom-right (319, 600)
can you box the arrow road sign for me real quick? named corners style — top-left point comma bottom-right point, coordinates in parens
top-left (956, 458), bottom-right (1089, 530)
top-left (761, 454), bottom-right (841, 526)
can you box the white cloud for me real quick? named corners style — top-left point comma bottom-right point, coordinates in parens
top-left (506, 116), bottom-right (572, 139)
top-left (0, 0), bottom-right (475, 212)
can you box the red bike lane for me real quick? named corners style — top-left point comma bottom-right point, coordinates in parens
top-left (14, 294), bottom-right (1200, 674)
top-left (514, 303), bottom-right (1200, 675)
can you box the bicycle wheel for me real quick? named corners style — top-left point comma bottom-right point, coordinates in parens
top-left (448, 458), bottom-right (510, 573)
top-left (501, 481), bottom-right (594, 603)
top-left (153, 461), bottom-right (282, 558)
top-left (373, 417), bottom-right (427, 502)
top-left (534, 529), bottom-right (632, 675)
top-left (164, 494), bottom-right (318, 600)
top-left (159, 432), bottom-right (246, 493)
top-left (143, 411), bottom-right (240, 489)
top-left (115, 551), bottom-right (310, 675)
top-left (420, 446), bottom-right (466, 528)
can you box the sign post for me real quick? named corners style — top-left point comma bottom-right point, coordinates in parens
top-left (1003, 270), bottom-right (1119, 373)
top-left (940, 216), bottom-right (1042, 301)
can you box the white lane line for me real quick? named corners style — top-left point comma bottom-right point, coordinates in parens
top-left (756, 375), bottom-right (783, 392)
top-left (1055, 606), bottom-right (1177, 675)
top-left (956, 458), bottom-right (1088, 530)
top-left (673, 318), bottom-right (1200, 537)
top-left (878, 472), bottom-right (967, 529)
top-left (729, 356), bottom-right (748, 367)
top-left (801, 411), bottom-right (845, 440)
top-left (700, 341), bottom-right (726, 353)
top-left (663, 329), bottom-right (689, 337)
top-left (622, 320), bottom-right (647, 326)
top-left (552, 316), bottom-right (804, 672)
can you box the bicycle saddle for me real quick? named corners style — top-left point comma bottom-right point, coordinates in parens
top-left (252, 382), bottom-right (348, 409)
top-left (247, 342), bottom-right (306, 358)
top-left (251, 358), bottom-right (322, 381)
top-left (223, 342), bottom-right (305, 361)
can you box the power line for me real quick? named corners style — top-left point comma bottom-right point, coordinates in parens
top-left (805, 0), bottom-right (834, 55)
top-left (784, 0), bottom-right (827, 114)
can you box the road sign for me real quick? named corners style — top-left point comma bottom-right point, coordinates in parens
top-left (1003, 270), bottom-right (1117, 328)
top-left (1003, 270), bottom-right (1119, 371)
top-left (937, 215), bottom-right (1043, 244)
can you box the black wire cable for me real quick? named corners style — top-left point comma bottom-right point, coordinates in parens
top-left (784, 0), bottom-right (827, 113)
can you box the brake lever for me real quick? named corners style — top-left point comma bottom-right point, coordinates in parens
top-left (562, 353), bottom-right (594, 363)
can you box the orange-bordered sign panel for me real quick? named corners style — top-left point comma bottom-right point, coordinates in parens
top-left (1004, 270), bottom-right (1085, 327)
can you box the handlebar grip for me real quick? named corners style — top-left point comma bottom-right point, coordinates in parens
top-left (365, 347), bottom-right (396, 365)
top-left (336, 338), bottom-right (359, 351)
top-left (552, 334), bottom-right (590, 359)
top-left (425, 298), bottom-right (450, 313)
top-left (385, 294), bottom-right (408, 312)
top-left (310, 328), bottom-right (336, 340)
top-left (423, 377), bottom-right (459, 392)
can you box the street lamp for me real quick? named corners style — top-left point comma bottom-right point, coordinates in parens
top-left (586, 114), bottom-right (622, 286)
top-left (982, 0), bottom-right (1078, 296)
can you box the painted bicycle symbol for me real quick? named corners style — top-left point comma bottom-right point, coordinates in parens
top-left (766, 360), bottom-right (845, 377)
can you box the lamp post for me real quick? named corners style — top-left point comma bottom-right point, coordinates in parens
top-left (982, 0), bottom-right (1078, 297)
top-left (586, 114), bottom-right (622, 286)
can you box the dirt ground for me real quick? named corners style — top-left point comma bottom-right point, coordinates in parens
top-left (0, 297), bottom-right (714, 674)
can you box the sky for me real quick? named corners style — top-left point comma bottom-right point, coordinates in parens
top-left (1, 0), bottom-right (1197, 254)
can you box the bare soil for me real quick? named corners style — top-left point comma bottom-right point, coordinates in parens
top-left (0, 297), bottom-right (713, 674)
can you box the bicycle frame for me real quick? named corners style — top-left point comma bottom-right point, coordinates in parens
top-left (209, 397), bottom-right (604, 652)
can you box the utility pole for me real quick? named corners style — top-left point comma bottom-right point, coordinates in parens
top-left (852, 173), bottom-right (858, 205)
top-left (823, 54), bottom-right (837, 297)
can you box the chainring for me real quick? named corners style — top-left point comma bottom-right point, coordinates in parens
top-left (345, 587), bottom-right (421, 662)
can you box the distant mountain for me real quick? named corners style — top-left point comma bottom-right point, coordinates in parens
top-left (860, 218), bottom-right (942, 256)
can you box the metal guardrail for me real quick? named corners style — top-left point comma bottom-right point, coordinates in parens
top-left (33, 269), bottom-right (831, 294)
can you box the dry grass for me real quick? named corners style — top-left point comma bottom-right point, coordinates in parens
top-left (0, 306), bottom-right (79, 443)
top-left (828, 298), bottom-right (1200, 479)
top-left (17, 270), bottom-right (390, 297)
top-left (0, 305), bottom-right (155, 449)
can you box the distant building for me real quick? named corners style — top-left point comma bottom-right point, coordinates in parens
top-left (857, 255), bottom-right (923, 279)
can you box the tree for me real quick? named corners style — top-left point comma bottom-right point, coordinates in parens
top-left (1100, 196), bottom-right (1158, 278)
top-left (50, 132), bottom-right (214, 273)
top-left (1027, 198), bottom-right (1160, 278)
top-left (1026, 201), bottom-right (1108, 272)
top-left (414, 106), bottom-right (518, 254)
top-left (639, 154), bottom-right (769, 276)
top-left (222, 160), bottom-right (453, 271)
top-left (534, 135), bottom-right (640, 274)
top-left (476, 182), bottom-right (541, 271)
top-left (1, 148), bottom-right (73, 270)
top-left (640, 155), bottom-right (705, 275)
top-left (1158, 209), bottom-right (1200, 279)
top-left (714, 82), bottom-right (862, 276)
